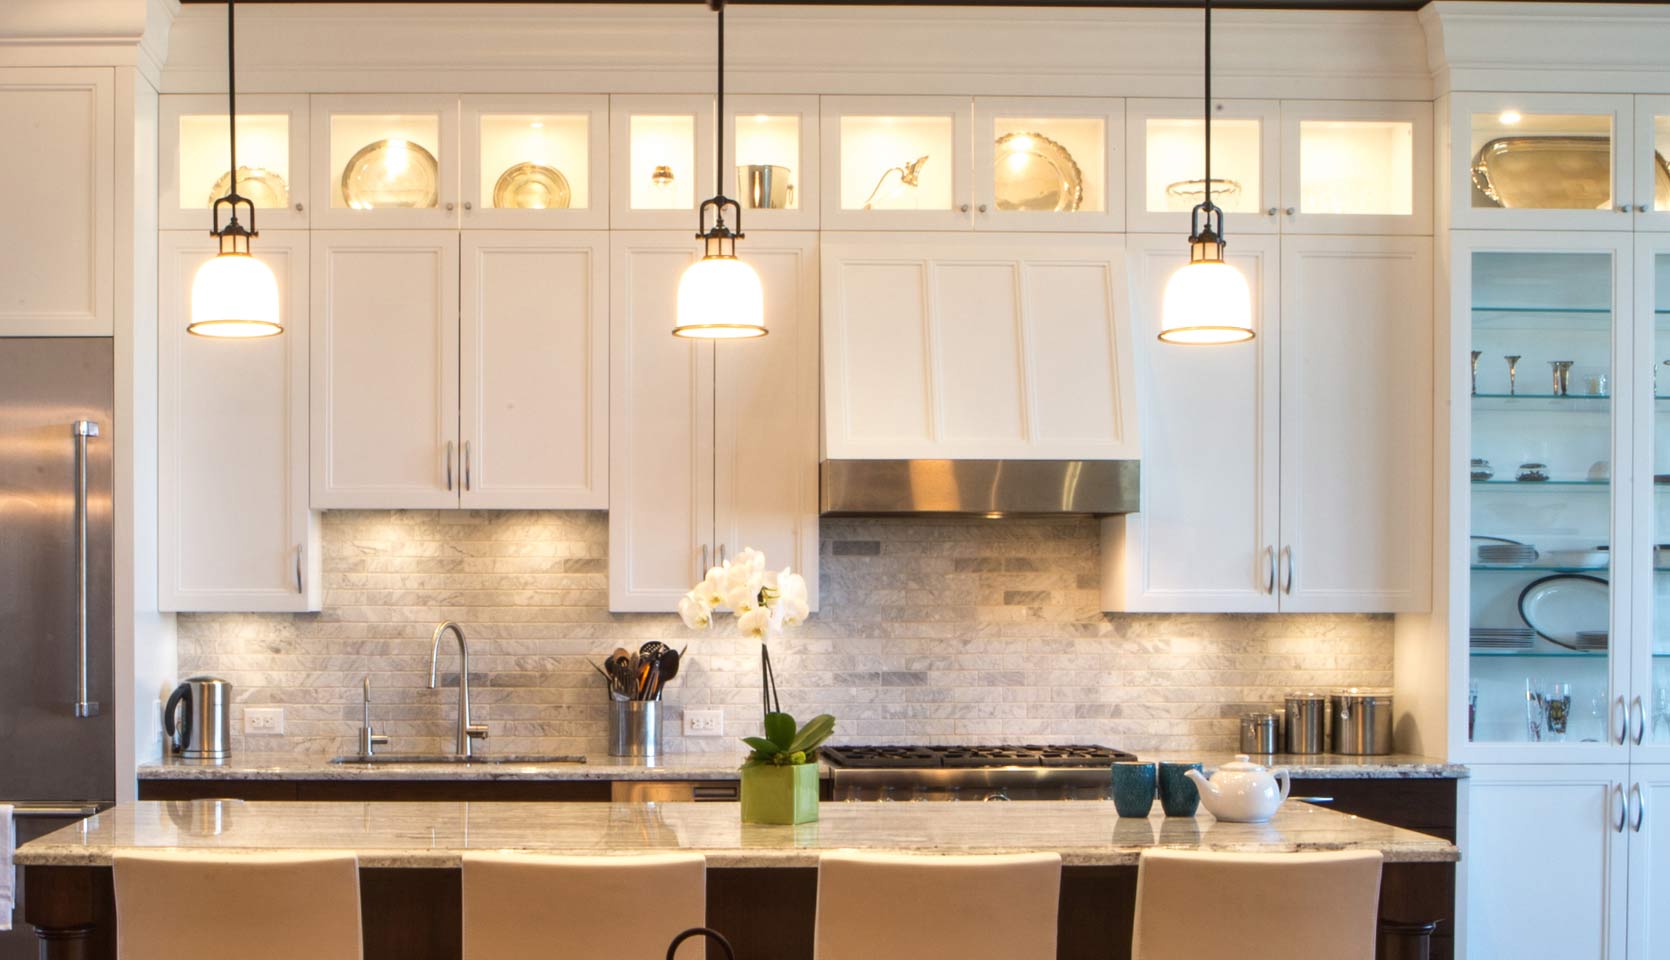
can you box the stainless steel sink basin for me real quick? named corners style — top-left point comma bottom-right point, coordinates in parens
top-left (328, 754), bottom-right (587, 765)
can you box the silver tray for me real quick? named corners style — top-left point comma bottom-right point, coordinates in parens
top-left (492, 162), bottom-right (571, 210)
top-left (341, 138), bottom-right (439, 210)
top-left (994, 132), bottom-right (1083, 213)
top-left (1472, 136), bottom-right (1670, 210)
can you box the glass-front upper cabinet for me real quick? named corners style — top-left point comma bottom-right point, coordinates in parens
top-left (1634, 237), bottom-right (1670, 760)
top-left (724, 95), bottom-right (819, 231)
top-left (1125, 99), bottom-right (1279, 235)
top-left (821, 96), bottom-right (971, 230)
top-left (1634, 96), bottom-right (1670, 232)
top-left (1459, 235), bottom-right (1632, 763)
top-left (972, 98), bottom-right (1123, 233)
top-left (1277, 101), bottom-right (1431, 235)
top-left (460, 96), bottom-right (607, 230)
top-left (310, 94), bottom-right (459, 229)
top-left (610, 95), bottom-right (715, 230)
top-left (161, 94), bottom-right (309, 231)
top-left (1452, 92), bottom-right (1636, 231)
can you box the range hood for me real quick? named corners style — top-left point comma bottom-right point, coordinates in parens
top-left (820, 459), bottom-right (1139, 517)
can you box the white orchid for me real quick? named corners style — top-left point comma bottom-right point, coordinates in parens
top-left (720, 554), bottom-right (765, 612)
top-left (775, 570), bottom-right (810, 627)
top-left (736, 605), bottom-right (775, 640)
top-left (677, 590), bottom-right (713, 630)
top-left (679, 548), bottom-right (809, 643)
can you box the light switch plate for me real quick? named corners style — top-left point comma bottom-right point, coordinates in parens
top-left (683, 708), bottom-right (724, 737)
top-left (245, 707), bottom-right (285, 735)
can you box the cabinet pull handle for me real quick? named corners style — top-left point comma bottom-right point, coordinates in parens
top-left (463, 441), bottom-right (472, 492)
top-left (1614, 696), bottom-right (1628, 746)
top-left (701, 544), bottom-right (709, 576)
top-left (445, 441), bottom-right (454, 491)
top-left (295, 544), bottom-right (304, 594)
top-left (1614, 783), bottom-right (1628, 833)
top-left (718, 544), bottom-right (727, 566)
top-left (1632, 783), bottom-right (1646, 833)
top-left (1281, 546), bottom-right (1294, 595)
top-left (72, 420), bottom-right (100, 719)
top-left (1632, 696), bottom-right (1645, 745)
top-left (1264, 546), bottom-right (1276, 595)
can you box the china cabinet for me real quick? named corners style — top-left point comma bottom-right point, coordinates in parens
top-left (724, 94), bottom-right (820, 231)
top-left (971, 98), bottom-right (1124, 233)
top-left (1104, 234), bottom-right (1432, 614)
top-left (310, 94), bottom-right (460, 229)
top-left (1633, 96), bottom-right (1670, 232)
top-left (158, 231), bottom-right (319, 613)
top-left (608, 232), bottom-right (819, 613)
top-left (610, 94), bottom-right (715, 231)
top-left (1126, 98), bottom-right (1280, 236)
top-left (821, 96), bottom-right (971, 231)
top-left (0, 67), bottom-right (113, 336)
top-left (160, 93), bottom-right (309, 231)
top-left (819, 233), bottom-right (1137, 461)
top-left (460, 95), bottom-right (608, 230)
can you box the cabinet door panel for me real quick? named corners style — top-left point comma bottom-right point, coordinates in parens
top-left (460, 232), bottom-right (607, 509)
top-left (1466, 766), bottom-right (1628, 959)
top-left (715, 233), bottom-right (821, 611)
top-left (609, 234), bottom-right (714, 612)
top-left (1280, 235), bottom-right (1432, 612)
top-left (311, 231), bottom-right (460, 508)
top-left (823, 254), bottom-right (935, 454)
top-left (1103, 235), bottom-right (1279, 613)
top-left (0, 68), bottom-right (112, 336)
top-left (159, 231), bottom-right (318, 612)
top-left (935, 262), bottom-right (1027, 444)
top-left (1629, 767), bottom-right (1670, 960)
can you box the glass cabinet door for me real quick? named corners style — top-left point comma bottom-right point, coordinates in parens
top-left (1636, 238), bottom-right (1670, 758)
top-left (1634, 95), bottom-right (1670, 232)
top-left (972, 98), bottom-right (1123, 232)
top-left (820, 95), bottom-right (971, 230)
top-left (1125, 98), bottom-right (1279, 235)
top-left (609, 94), bottom-right (715, 230)
top-left (310, 94), bottom-right (458, 229)
top-left (1452, 92), bottom-right (1635, 231)
top-left (161, 94), bottom-right (308, 231)
top-left (460, 95), bottom-right (607, 229)
top-left (1464, 240), bottom-right (1630, 758)
top-left (1277, 101), bottom-right (1431, 235)
top-left (724, 94), bottom-right (818, 231)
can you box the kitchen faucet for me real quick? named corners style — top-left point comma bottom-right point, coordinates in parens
top-left (429, 620), bottom-right (488, 757)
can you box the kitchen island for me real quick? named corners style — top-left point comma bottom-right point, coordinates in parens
top-left (18, 799), bottom-right (1456, 960)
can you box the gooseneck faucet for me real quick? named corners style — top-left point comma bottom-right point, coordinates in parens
top-left (429, 620), bottom-right (488, 756)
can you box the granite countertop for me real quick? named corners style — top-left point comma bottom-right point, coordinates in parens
top-left (16, 799), bottom-right (1458, 869)
top-left (137, 751), bottom-right (1463, 782)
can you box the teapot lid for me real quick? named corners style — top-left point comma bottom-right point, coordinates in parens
top-left (1218, 754), bottom-right (1269, 772)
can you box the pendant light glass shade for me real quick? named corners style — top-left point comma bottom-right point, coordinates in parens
top-left (190, 249), bottom-right (282, 339)
top-left (675, 255), bottom-right (765, 339)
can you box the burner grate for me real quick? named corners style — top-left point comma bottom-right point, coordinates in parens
top-left (821, 743), bottom-right (1135, 769)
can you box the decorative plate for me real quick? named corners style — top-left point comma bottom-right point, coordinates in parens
top-left (1518, 573), bottom-right (1609, 650)
top-left (993, 132), bottom-right (1083, 213)
top-left (492, 162), bottom-right (572, 210)
top-left (208, 166), bottom-right (289, 209)
top-left (1472, 136), bottom-right (1670, 210)
top-left (1164, 177), bottom-right (1242, 211)
top-left (341, 139), bottom-right (439, 210)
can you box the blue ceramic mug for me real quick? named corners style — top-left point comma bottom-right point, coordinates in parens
top-left (1110, 761), bottom-right (1157, 818)
top-left (1158, 762), bottom-right (1204, 817)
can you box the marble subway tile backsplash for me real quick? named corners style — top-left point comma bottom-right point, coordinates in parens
top-left (176, 511), bottom-right (1392, 758)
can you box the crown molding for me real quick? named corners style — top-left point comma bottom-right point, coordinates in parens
top-left (1423, 1), bottom-right (1670, 94)
top-left (0, 0), bottom-right (177, 84)
top-left (157, 3), bottom-right (1431, 100)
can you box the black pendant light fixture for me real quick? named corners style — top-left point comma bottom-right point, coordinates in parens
top-left (673, 0), bottom-right (766, 340)
top-left (189, 0), bottom-right (281, 339)
top-left (1158, 0), bottom-right (1253, 345)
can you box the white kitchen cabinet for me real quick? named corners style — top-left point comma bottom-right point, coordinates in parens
top-left (310, 230), bottom-right (461, 509)
top-left (1627, 766), bottom-right (1670, 959)
top-left (609, 232), bottom-right (820, 613)
top-left (610, 95), bottom-right (716, 231)
top-left (1278, 100), bottom-right (1432, 236)
top-left (459, 232), bottom-right (608, 509)
top-left (1278, 235), bottom-right (1433, 612)
top-left (158, 231), bottom-right (319, 612)
top-left (1102, 234), bottom-right (1281, 613)
top-left (311, 94), bottom-right (460, 229)
top-left (821, 96), bottom-right (973, 231)
top-left (820, 233), bottom-right (1137, 461)
top-left (1125, 98), bottom-right (1282, 236)
top-left (0, 68), bottom-right (113, 336)
top-left (461, 95), bottom-right (608, 230)
top-left (161, 93), bottom-right (310, 231)
top-left (1464, 765), bottom-right (1630, 959)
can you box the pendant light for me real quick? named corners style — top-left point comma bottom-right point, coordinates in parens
top-left (189, 0), bottom-right (281, 339)
top-left (1158, 0), bottom-right (1253, 346)
top-left (673, 0), bottom-right (766, 340)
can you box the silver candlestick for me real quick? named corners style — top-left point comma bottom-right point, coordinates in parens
top-left (1504, 355), bottom-right (1522, 396)
top-left (1471, 350), bottom-right (1482, 396)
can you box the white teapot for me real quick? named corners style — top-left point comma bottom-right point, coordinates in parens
top-left (1184, 755), bottom-right (1291, 823)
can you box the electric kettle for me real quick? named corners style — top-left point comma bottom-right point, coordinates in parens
top-left (164, 676), bottom-right (233, 760)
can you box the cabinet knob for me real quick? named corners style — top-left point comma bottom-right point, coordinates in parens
top-left (1266, 207), bottom-right (1278, 217)
top-left (445, 201), bottom-right (456, 212)
top-left (977, 203), bottom-right (988, 214)
top-left (1638, 204), bottom-right (1651, 213)
top-left (294, 202), bottom-right (304, 212)
top-left (1618, 204), bottom-right (1631, 213)
top-left (1284, 207), bottom-right (1296, 216)
top-left (959, 203), bottom-right (970, 213)
top-left (463, 201), bottom-right (473, 212)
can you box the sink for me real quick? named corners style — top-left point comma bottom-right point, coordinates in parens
top-left (328, 754), bottom-right (587, 765)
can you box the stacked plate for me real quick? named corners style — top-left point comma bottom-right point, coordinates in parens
top-left (1574, 630), bottom-right (1609, 652)
top-left (1471, 627), bottom-right (1535, 650)
top-left (1478, 542), bottom-right (1539, 565)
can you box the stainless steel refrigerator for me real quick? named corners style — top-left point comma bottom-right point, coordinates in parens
top-left (0, 338), bottom-right (114, 958)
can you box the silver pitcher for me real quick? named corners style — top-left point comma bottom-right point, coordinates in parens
top-left (737, 164), bottom-right (794, 209)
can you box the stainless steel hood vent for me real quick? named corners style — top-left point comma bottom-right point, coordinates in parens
top-left (820, 459), bottom-right (1139, 517)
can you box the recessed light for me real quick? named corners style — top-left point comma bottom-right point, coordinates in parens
top-left (1498, 110), bottom-right (1522, 125)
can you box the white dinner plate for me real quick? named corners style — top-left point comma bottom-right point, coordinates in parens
top-left (1518, 574), bottom-right (1609, 650)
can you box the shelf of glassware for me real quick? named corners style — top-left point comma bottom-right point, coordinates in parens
top-left (461, 96), bottom-right (607, 229)
top-left (1468, 650), bottom-right (1616, 745)
top-left (161, 94), bottom-right (309, 231)
top-left (311, 95), bottom-right (457, 229)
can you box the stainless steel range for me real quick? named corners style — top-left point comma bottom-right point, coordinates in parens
top-left (822, 744), bottom-right (1136, 801)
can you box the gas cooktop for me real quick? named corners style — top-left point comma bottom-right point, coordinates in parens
top-left (821, 744), bottom-right (1136, 769)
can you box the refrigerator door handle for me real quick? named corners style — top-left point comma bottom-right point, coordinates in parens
top-left (72, 419), bottom-right (100, 719)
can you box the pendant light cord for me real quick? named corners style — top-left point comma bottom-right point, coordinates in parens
top-left (713, 0), bottom-right (725, 201)
top-left (1202, 0), bottom-right (1211, 212)
top-left (227, 0), bottom-right (237, 186)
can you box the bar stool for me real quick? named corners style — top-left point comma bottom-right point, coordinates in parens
top-left (114, 850), bottom-right (362, 960)
top-left (814, 851), bottom-right (1062, 960)
top-left (462, 852), bottom-right (706, 960)
top-left (1131, 849), bottom-right (1384, 960)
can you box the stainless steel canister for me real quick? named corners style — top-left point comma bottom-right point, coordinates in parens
top-left (737, 164), bottom-right (794, 209)
top-left (1331, 688), bottom-right (1394, 755)
top-left (1239, 712), bottom-right (1280, 754)
top-left (1284, 692), bottom-right (1328, 754)
top-left (608, 700), bottom-right (662, 758)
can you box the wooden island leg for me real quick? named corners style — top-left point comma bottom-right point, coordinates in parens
top-left (21, 866), bottom-right (115, 960)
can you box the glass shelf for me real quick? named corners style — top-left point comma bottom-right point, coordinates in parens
top-left (1471, 650), bottom-right (1670, 659)
top-left (1472, 479), bottom-right (1609, 487)
top-left (1471, 564), bottom-right (1613, 573)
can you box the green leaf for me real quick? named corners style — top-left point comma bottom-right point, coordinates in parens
top-left (764, 712), bottom-right (797, 750)
top-left (787, 714), bottom-right (836, 755)
top-left (740, 737), bottom-right (780, 756)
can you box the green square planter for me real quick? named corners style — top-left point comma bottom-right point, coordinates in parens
top-left (740, 763), bottom-right (820, 825)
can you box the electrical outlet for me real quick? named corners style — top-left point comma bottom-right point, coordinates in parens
top-left (244, 707), bottom-right (285, 735)
top-left (683, 709), bottom-right (724, 737)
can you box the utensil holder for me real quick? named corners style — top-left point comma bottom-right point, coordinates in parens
top-left (609, 700), bottom-right (661, 758)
